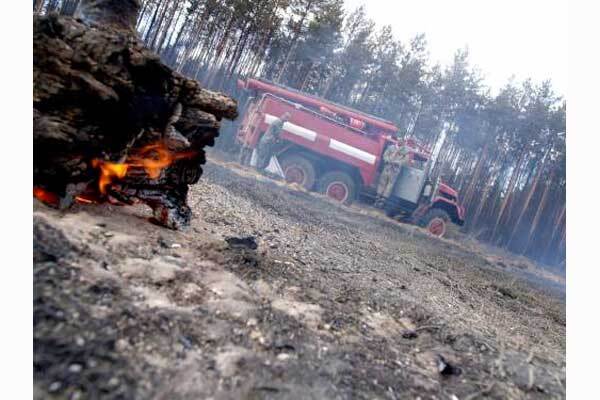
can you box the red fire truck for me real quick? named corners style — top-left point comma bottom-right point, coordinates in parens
top-left (235, 78), bottom-right (465, 237)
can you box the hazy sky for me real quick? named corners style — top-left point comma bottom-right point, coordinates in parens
top-left (344, 0), bottom-right (567, 97)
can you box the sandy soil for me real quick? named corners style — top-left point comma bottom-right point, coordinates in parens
top-left (33, 156), bottom-right (565, 400)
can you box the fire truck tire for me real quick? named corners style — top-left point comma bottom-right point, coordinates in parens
top-left (418, 208), bottom-right (450, 238)
top-left (318, 171), bottom-right (357, 205)
top-left (384, 203), bottom-right (399, 218)
top-left (280, 154), bottom-right (317, 190)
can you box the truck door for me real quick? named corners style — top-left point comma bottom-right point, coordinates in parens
top-left (392, 166), bottom-right (427, 204)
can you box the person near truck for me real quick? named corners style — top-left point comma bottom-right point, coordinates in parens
top-left (255, 112), bottom-right (291, 171)
top-left (375, 143), bottom-right (410, 206)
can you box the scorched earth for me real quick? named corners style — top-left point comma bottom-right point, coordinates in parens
top-left (33, 153), bottom-right (565, 400)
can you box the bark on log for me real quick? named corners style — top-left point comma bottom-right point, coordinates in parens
top-left (33, 12), bottom-right (238, 229)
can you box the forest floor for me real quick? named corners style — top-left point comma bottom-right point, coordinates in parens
top-left (34, 153), bottom-right (566, 400)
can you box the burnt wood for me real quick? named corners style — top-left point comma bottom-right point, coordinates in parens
top-left (33, 12), bottom-right (238, 229)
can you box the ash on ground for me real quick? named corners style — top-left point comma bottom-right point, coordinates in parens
top-left (34, 154), bottom-right (565, 400)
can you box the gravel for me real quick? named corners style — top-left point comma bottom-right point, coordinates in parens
top-left (33, 156), bottom-right (566, 399)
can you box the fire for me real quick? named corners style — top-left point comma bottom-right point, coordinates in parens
top-left (33, 187), bottom-right (59, 206)
top-left (91, 159), bottom-right (129, 194)
top-left (91, 141), bottom-right (195, 195)
top-left (75, 195), bottom-right (95, 204)
top-left (129, 143), bottom-right (175, 180)
top-left (35, 141), bottom-right (196, 205)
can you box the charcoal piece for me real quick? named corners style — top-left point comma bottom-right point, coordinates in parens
top-left (225, 236), bottom-right (259, 250)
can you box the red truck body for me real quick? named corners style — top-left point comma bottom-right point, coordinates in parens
top-left (236, 78), bottom-right (465, 236)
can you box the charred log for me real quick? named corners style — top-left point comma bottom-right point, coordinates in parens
top-left (33, 5), bottom-right (237, 229)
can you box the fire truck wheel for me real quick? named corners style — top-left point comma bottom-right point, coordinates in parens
top-left (318, 171), bottom-right (357, 205)
top-left (418, 208), bottom-right (450, 238)
top-left (280, 154), bottom-right (316, 190)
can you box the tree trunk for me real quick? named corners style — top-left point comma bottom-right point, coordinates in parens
top-left (204, 16), bottom-right (235, 88)
top-left (275, 1), bottom-right (314, 83)
top-left (148, 0), bottom-right (170, 50)
top-left (227, 32), bottom-right (250, 77)
top-left (407, 99), bottom-right (425, 137)
top-left (46, 0), bottom-right (61, 13)
top-left (60, 0), bottom-right (80, 15)
top-left (142, 1), bottom-right (162, 43)
top-left (543, 204), bottom-right (566, 260)
top-left (462, 140), bottom-right (489, 209)
top-left (321, 69), bottom-right (336, 98)
top-left (467, 150), bottom-right (502, 232)
top-left (491, 149), bottom-right (525, 240)
top-left (176, 11), bottom-right (206, 72)
top-left (34, 0), bottom-right (46, 14)
top-left (498, 160), bottom-right (530, 244)
top-left (299, 62), bottom-right (315, 91)
top-left (507, 148), bottom-right (551, 247)
top-left (136, 0), bottom-right (152, 28)
top-left (522, 171), bottom-right (554, 255)
top-left (154, 0), bottom-right (181, 53)
top-left (165, 11), bottom-right (189, 62)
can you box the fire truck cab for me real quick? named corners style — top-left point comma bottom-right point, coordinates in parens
top-left (235, 78), bottom-right (465, 237)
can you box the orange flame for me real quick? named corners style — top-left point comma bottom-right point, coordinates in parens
top-left (91, 141), bottom-right (195, 195)
top-left (75, 195), bottom-right (96, 204)
top-left (91, 159), bottom-right (129, 195)
top-left (129, 143), bottom-right (175, 180)
top-left (33, 187), bottom-right (59, 206)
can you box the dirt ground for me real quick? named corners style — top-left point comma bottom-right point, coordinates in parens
top-left (33, 154), bottom-right (566, 400)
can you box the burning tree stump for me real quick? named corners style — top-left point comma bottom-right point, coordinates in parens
top-left (33, 1), bottom-right (238, 229)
